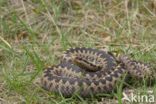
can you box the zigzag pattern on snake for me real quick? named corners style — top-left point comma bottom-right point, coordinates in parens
top-left (40, 47), bottom-right (151, 97)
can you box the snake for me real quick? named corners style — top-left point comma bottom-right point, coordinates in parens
top-left (40, 47), bottom-right (152, 97)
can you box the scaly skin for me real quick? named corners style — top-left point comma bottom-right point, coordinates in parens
top-left (40, 47), bottom-right (151, 97)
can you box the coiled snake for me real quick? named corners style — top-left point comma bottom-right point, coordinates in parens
top-left (41, 47), bottom-right (151, 97)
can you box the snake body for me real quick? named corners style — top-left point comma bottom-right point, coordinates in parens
top-left (41, 47), bottom-right (151, 97)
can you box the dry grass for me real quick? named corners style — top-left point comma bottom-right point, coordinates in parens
top-left (0, 0), bottom-right (156, 104)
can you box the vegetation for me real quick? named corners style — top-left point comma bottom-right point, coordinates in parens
top-left (0, 0), bottom-right (156, 103)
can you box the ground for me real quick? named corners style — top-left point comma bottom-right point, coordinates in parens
top-left (0, 0), bottom-right (156, 104)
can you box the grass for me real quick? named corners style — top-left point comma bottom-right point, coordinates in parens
top-left (0, 0), bottom-right (156, 104)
